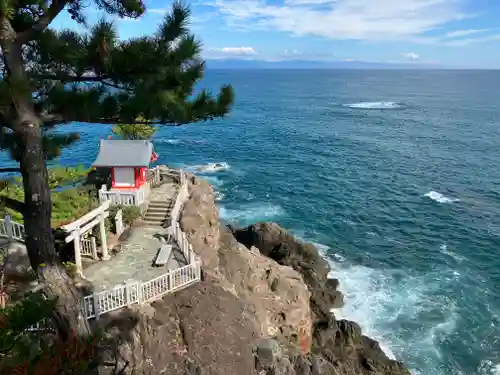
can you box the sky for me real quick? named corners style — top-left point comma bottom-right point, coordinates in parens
top-left (51, 0), bottom-right (500, 69)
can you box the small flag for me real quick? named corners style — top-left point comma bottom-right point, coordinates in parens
top-left (151, 151), bottom-right (159, 162)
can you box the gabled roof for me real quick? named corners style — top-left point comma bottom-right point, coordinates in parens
top-left (92, 140), bottom-right (154, 167)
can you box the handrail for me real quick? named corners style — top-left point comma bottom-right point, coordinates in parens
top-left (21, 167), bottom-right (203, 326)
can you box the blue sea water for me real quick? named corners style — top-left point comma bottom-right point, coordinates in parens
top-left (2, 70), bottom-right (500, 375)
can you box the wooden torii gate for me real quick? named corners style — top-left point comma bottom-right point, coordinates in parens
top-left (61, 201), bottom-right (111, 274)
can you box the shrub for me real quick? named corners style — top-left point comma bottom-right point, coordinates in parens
top-left (108, 205), bottom-right (142, 230)
top-left (122, 206), bottom-right (142, 225)
top-left (0, 292), bottom-right (101, 374)
top-left (0, 166), bottom-right (98, 228)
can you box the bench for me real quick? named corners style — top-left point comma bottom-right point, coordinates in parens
top-left (154, 244), bottom-right (173, 266)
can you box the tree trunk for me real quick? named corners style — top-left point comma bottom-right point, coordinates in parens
top-left (18, 125), bottom-right (91, 338)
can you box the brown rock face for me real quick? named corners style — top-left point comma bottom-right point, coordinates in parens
top-left (180, 175), bottom-right (220, 270)
top-left (230, 222), bottom-right (411, 375)
top-left (218, 228), bottom-right (312, 353)
top-left (99, 274), bottom-right (260, 375)
top-left (230, 222), bottom-right (344, 320)
top-left (100, 176), bottom-right (411, 375)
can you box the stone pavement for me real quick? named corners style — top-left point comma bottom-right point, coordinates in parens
top-left (82, 225), bottom-right (187, 292)
top-left (82, 177), bottom-right (187, 292)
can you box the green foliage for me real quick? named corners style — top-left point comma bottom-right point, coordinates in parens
top-left (121, 205), bottom-right (142, 226)
top-left (0, 293), bottom-right (56, 363)
top-left (0, 166), bottom-right (98, 227)
top-left (0, 127), bottom-right (81, 163)
top-left (108, 205), bottom-right (141, 228)
top-left (112, 116), bottom-right (157, 140)
top-left (46, 165), bottom-right (90, 189)
top-left (0, 1), bottom-right (234, 139)
top-left (0, 293), bottom-right (101, 374)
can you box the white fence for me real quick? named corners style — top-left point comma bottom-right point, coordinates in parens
top-left (148, 166), bottom-right (161, 187)
top-left (115, 209), bottom-right (124, 237)
top-left (0, 215), bottom-right (25, 241)
top-left (98, 167), bottom-right (160, 207)
top-left (170, 172), bottom-right (189, 223)
top-left (74, 168), bottom-right (200, 321)
top-left (15, 167), bottom-right (202, 324)
top-left (98, 184), bottom-right (149, 206)
top-left (82, 262), bottom-right (201, 320)
top-left (80, 237), bottom-right (97, 259)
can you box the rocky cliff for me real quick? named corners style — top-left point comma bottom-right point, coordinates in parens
top-left (98, 176), bottom-right (411, 375)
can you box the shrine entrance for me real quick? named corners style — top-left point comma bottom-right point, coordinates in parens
top-left (61, 201), bottom-right (111, 275)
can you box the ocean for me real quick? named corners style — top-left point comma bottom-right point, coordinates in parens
top-left (2, 69), bottom-right (500, 375)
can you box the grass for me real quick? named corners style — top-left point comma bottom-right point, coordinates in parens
top-left (0, 166), bottom-right (100, 228)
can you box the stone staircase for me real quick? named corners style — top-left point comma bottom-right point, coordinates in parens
top-left (143, 200), bottom-right (174, 227)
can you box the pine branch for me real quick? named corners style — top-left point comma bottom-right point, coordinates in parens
top-left (0, 168), bottom-right (20, 173)
top-left (0, 195), bottom-right (25, 213)
top-left (17, 0), bottom-right (69, 44)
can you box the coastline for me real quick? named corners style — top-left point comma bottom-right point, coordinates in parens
top-left (98, 174), bottom-right (412, 375)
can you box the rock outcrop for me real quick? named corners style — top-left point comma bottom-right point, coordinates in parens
top-left (99, 176), bottom-right (411, 375)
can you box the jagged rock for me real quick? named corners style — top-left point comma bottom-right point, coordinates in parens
top-left (255, 338), bottom-right (283, 369)
top-left (218, 228), bottom-right (312, 351)
top-left (231, 222), bottom-right (343, 320)
top-left (230, 221), bottom-right (411, 375)
top-left (180, 176), bottom-right (220, 270)
top-left (98, 175), bottom-right (411, 375)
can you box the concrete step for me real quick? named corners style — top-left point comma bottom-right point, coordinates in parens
top-left (144, 213), bottom-right (167, 220)
top-left (146, 207), bottom-right (172, 214)
top-left (143, 219), bottom-right (166, 226)
top-left (148, 201), bottom-right (174, 207)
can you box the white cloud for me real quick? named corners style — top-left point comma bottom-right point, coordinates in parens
top-left (283, 49), bottom-right (302, 56)
top-left (148, 8), bottom-right (167, 14)
top-left (444, 29), bottom-right (489, 38)
top-left (403, 52), bottom-right (420, 60)
top-left (207, 0), bottom-right (469, 41)
top-left (219, 46), bottom-right (257, 55)
top-left (441, 34), bottom-right (500, 47)
top-left (205, 46), bottom-right (258, 58)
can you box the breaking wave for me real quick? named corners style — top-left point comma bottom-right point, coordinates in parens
top-left (343, 101), bottom-right (405, 109)
top-left (424, 191), bottom-right (460, 204)
top-left (219, 202), bottom-right (284, 226)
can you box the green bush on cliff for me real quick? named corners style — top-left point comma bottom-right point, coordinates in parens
top-left (0, 292), bottom-right (101, 374)
top-left (0, 166), bottom-right (98, 227)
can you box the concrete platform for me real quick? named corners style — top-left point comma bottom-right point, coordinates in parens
top-left (82, 225), bottom-right (187, 292)
top-left (82, 176), bottom-right (187, 292)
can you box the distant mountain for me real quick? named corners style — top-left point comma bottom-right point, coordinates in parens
top-left (205, 59), bottom-right (442, 70)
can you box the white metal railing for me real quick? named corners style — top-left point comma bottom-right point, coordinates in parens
top-left (170, 179), bottom-right (189, 222)
top-left (80, 237), bottom-right (97, 259)
top-left (81, 262), bottom-right (201, 320)
top-left (0, 215), bottom-right (25, 241)
top-left (115, 209), bottom-right (124, 237)
top-left (23, 167), bottom-right (202, 324)
top-left (98, 184), bottom-right (148, 206)
top-left (148, 166), bottom-right (161, 188)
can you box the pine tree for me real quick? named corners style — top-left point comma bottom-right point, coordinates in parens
top-left (0, 0), bottom-right (234, 337)
top-left (112, 116), bottom-right (157, 140)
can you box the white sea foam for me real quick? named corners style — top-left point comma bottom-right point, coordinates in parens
top-left (301, 240), bottom-right (460, 374)
top-left (424, 191), bottom-right (460, 204)
top-left (201, 175), bottom-right (224, 187)
top-left (219, 203), bottom-right (283, 225)
top-left (159, 138), bottom-right (181, 144)
top-left (343, 101), bottom-right (404, 109)
top-left (214, 191), bottom-right (225, 201)
top-left (192, 162), bottom-right (230, 173)
top-left (478, 361), bottom-right (500, 375)
top-left (439, 244), bottom-right (466, 263)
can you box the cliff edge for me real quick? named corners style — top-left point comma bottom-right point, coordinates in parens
top-left (98, 176), bottom-right (411, 375)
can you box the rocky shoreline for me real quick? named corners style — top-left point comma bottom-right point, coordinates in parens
top-left (98, 175), bottom-right (411, 375)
